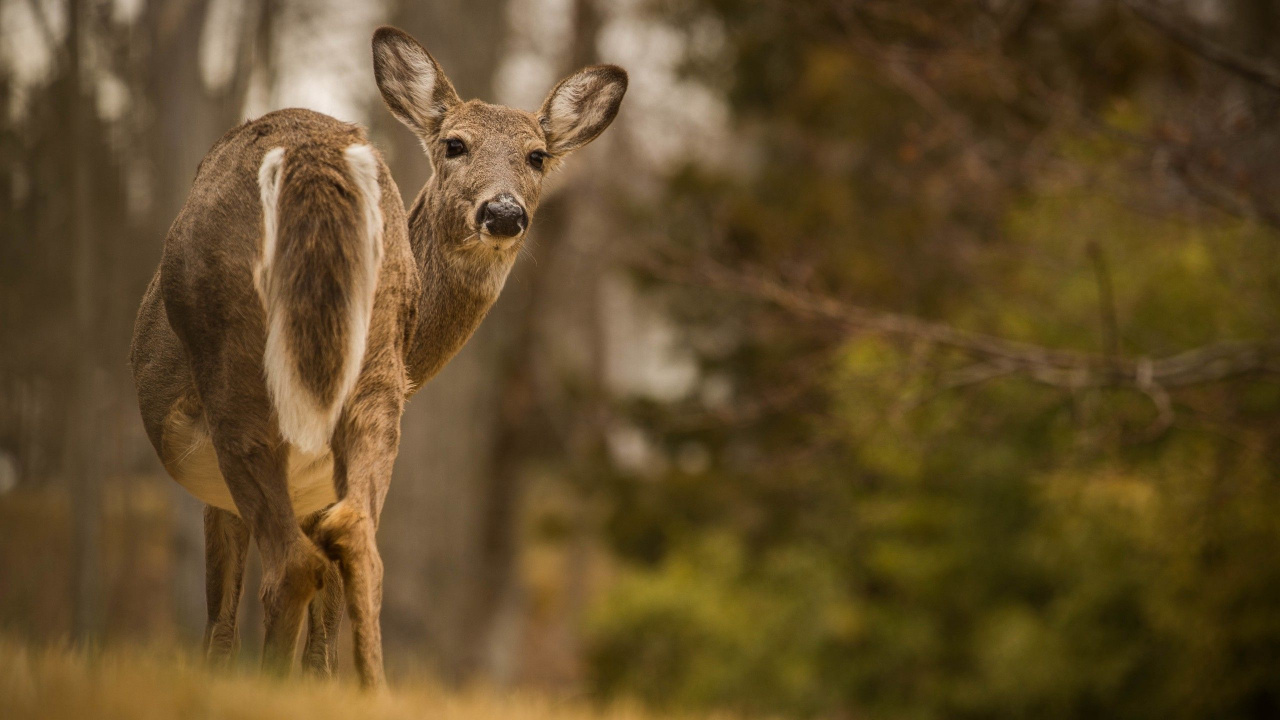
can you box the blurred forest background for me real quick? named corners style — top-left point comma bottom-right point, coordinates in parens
top-left (3, 0), bottom-right (1280, 717)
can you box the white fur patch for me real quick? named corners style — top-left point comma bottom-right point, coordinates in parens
top-left (332, 142), bottom-right (385, 424)
top-left (164, 413), bottom-right (337, 516)
top-left (253, 145), bottom-right (384, 454)
top-left (254, 147), bottom-right (286, 298)
top-left (345, 144), bottom-right (385, 268)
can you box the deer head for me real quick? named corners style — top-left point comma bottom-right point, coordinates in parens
top-left (372, 26), bottom-right (627, 254)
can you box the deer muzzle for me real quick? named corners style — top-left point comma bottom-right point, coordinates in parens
top-left (477, 194), bottom-right (528, 239)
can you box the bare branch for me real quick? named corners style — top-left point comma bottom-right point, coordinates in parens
top-left (642, 254), bottom-right (1280, 392)
top-left (1124, 0), bottom-right (1280, 93)
top-left (1137, 369), bottom-right (1175, 439)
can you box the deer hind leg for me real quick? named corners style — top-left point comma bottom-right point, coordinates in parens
top-left (203, 504), bottom-right (250, 666)
top-left (313, 383), bottom-right (402, 690)
top-left (301, 510), bottom-right (344, 677)
top-left (207, 420), bottom-right (328, 677)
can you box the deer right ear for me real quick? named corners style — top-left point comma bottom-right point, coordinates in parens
top-left (372, 26), bottom-right (460, 137)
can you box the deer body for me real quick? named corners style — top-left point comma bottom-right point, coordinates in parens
top-left (130, 28), bottom-right (626, 688)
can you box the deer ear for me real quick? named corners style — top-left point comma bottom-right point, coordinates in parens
top-left (538, 65), bottom-right (628, 156)
top-left (372, 26), bottom-right (460, 137)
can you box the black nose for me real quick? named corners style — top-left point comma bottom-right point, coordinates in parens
top-left (477, 195), bottom-right (527, 238)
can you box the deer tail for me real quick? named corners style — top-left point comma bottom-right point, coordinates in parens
top-left (254, 143), bottom-right (384, 453)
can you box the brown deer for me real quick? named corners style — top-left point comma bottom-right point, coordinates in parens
top-left (129, 26), bottom-right (626, 688)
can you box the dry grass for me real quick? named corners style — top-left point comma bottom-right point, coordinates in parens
top-left (0, 638), bottom-right (703, 720)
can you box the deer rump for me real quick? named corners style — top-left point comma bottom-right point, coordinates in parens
top-left (255, 143), bottom-right (384, 455)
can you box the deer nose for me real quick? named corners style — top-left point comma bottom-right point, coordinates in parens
top-left (477, 195), bottom-right (527, 238)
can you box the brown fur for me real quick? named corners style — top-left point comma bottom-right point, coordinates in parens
top-left (129, 27), bottom-right (626, 688)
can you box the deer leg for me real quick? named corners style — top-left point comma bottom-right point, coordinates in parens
top-left (300, 510), bottom-right (344, 677)
top-left (313, 385), bottom-right (402, 690)
top-left (318, 502), bottom-right (384, 688)
top-left (202, 504), bottom-right (250, 667)
top-left (208, 424), bottom-right (328, 677)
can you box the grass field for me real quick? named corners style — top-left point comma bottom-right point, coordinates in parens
top-left (0, 638), bottom-right (716, 720)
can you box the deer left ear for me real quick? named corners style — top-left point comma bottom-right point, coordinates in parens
top-left (539, 65), bottom-right (628, 157)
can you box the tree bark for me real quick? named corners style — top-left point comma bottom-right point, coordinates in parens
top-left (67, 0), bottom-right (103, 643)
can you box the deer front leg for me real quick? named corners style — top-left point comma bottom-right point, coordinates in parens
top-left (203, 504), bottom-right (250, 666)
top-left (314, 384), bottom-right (401, 690)
top-left (301, 510), bottom-right (344, 678)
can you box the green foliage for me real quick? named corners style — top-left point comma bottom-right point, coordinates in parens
top-left (590, 382), bottom-right (1280, 717)
top-left (588, 534), bottom-right (847, 717)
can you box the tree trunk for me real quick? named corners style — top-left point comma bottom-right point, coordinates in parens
top-left (67, 0), bottom-right (103, 643)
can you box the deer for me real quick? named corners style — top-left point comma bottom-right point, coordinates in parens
top-left (129, 26), bottom-right (627, 688)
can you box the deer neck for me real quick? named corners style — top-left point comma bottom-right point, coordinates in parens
top-left (403, 179), bottom-right (518, 391)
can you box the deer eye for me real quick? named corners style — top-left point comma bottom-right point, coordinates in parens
top-left (444, 138), bottom-right (467, 158)
top-left (528, 150), bottom-right (548, 171)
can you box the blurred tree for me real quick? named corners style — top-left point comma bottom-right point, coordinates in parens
top-left (66, 0), bottom-right (104, 642)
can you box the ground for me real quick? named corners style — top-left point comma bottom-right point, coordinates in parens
top-left (0, 637), bottom-right (724, 720)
